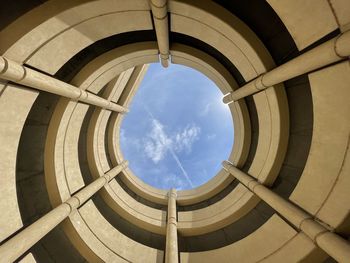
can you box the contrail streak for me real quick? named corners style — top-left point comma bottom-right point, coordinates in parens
top-left (168, 148), bottom-right (194, 188)
top-left (142, 104), bottom-right (194, 188)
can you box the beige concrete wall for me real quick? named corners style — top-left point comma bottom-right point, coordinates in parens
top-left (267, 0), bottom-right (338, 50)
top-left (0, 0), bottom-right (349, 262)
top-left (290, 60), bottom-right (350, 233)
top-left (0, 85), bottom-right (38, 241)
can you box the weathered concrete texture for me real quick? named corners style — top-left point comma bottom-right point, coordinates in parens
top-left (267, 0), bottom-right (338, 50)
top-left (0, 0), bottom-right (349, 262)
top-left (15, 91), bottom-right (86, 262)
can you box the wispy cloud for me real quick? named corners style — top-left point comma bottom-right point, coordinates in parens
top-left (120, 63), bottom-right (234, 190)
top-left (168, 149), bottom-right (193, 187)
top-left (144, 119), bottom-right (172, 163)
top-left (142, 106), bottom-right (199, 188)
top-left (174, 124), bottom-right (201, 153)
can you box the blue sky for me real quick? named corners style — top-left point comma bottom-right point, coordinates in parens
top-left (120, 63), bottom-right (233, 190)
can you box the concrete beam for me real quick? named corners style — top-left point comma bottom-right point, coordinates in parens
top-left (0, 56), bottom-right (128, 113)
top-left (222, 161), bottom-right (350, 263)
top-left (150, 0), bottom-right (170, 67)
top-left (165, 188), bottom-right (178, 263)
top-left (0, 161), bottom-right (128, 263)
top-left (223, 30), bottom-right (350, 103)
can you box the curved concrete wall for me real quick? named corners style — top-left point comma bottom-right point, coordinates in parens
top-left (0, 0), bottom-right (349, 262)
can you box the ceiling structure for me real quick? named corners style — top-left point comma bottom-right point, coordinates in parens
top-left (0, 0), bottom-right (349, 262)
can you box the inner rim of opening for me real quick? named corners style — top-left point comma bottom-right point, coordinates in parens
top-left (120, 63), bottom-right (234, 190)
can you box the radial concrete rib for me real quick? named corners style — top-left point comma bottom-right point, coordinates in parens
top-left (150, 0), bottom-right (170, 67)
top-left (222, 30), bottom-right (350, 103)
top-left (222, 161), bottom-right (350, 263)
top-left (0, 56), bottom-right (128, 113)
top-left (0, 162), bottom-right (128, 263)
top-left (165, 188), bottom-right (178, 263)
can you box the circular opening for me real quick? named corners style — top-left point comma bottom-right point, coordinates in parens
top-left (120, 63), bottom-right (234, 190)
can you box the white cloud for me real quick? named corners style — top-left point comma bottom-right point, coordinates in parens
top-left (174, 124), bottom-right (201, 153)
top-left (141, 111), bottom-right (201, 188)
top-left (144, 119), bottom-right (172, 163)
top-left (143, 120), bottom-right (200, 164)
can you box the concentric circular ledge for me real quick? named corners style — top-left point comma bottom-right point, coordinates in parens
top-left (1, 0), bottom-right (290, 240)
top-left (72, 37), bottom-right (288, 236)
top-left (43, 30), bottom-right (289, 235)
top-left (44, 41), bottom-right (252, 236)
top-left (2, 0), bottom-right (347, 262)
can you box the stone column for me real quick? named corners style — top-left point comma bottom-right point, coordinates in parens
top-left (0, 161), bottom-right (128, 263)
top-left (222, 161), bottom-right (350, 262)
top-left (165, 188), bottom-right (178, 263)
top-left (0, 56), bottom-right (128, 113)
top-left (150, 0), bottom-right (170, 68)
top-left (223, 30), bottom-right (350, 103)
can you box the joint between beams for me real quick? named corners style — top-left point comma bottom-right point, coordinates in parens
top-left (107, 101), bottom-right (114, 110)
top-left (246, 179), bottom-right (258, 190)
top-left (64, 196), bottom-right (81, 213)
top-left (1, 57), bottom-right (26, 82)
top-left (334, 31), bottom-right (350, 58)
top-left (168, 193), bottom-right (177, 199)
top-left (121, 161), bottom-right (129, 170)
top-left (222, 93), bottom-right (233, 104)
top-left (251, 181), bottom-right (262, 193)
top-left (153, 13), bottom-right (168, 20)
top-left (0, 56), bottom-right (8, 74)
top-left (76, 89), bottom-right (85, 101)
top-left (167, 221), bottom-right (177, 227)
top-left (254, 74), bottom-right (268, 91)
top-left (78, 89), bottom-right (91, 102)
top-left (18, 67), bottom-right (27, 82)
top-left (64, 203), bottom-right (74, 214)
top-left (160, 53), bottom-right (170, 59)
top-left (298, 217), bottom-right (313, 230)
top-left (103, 175), bottom-right (110, 184)
top-left (150, 1), bottom-right (167, 9)
top-left (313, 229), bottom-right (330, 244)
